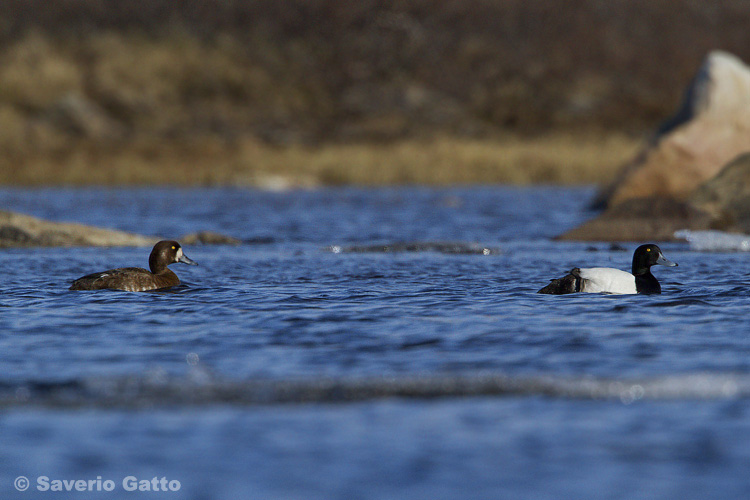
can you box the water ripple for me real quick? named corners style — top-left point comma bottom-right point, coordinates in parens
top-left (2, 371), bottom-right (749, 409)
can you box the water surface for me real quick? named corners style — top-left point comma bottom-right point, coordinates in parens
top-left (1, 186), bottom-right (748, 499)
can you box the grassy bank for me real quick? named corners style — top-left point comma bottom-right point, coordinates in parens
top-left (0, 1), bottom-right (739, 185)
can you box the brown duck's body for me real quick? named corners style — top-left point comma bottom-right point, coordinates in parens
top-left (69, 266), bottom-right (181, 292)
top-left (69, 240), bottom-right (197, 292)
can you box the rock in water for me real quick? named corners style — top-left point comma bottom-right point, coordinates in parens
top-left (328, 241), bottom-right (499, 255)
top-left (0, 211), bottom-right (244, 248)
top-left (0, 210), bottom-right (157, 248)
top-left (594, 51), bottom-right (750, 209)
top-left (558, 197), bottom-right (715, 242)
top-left (691, 153), bottom-right (750, 233)
top-left (179, 231), bottom-right (241, 245)
top-left (560, 51), bottom-right (750, 241)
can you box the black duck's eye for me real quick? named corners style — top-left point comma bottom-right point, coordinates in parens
top-left (172, 246), bottom-right (176, 250)
top-left (646, 248), bottom-right (651, 252)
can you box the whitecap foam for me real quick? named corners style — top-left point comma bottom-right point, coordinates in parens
top-left (675, 229), bottom-right (750, 251)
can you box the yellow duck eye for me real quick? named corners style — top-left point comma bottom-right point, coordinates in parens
top-left (172, 246), bottom-right (176, 250)
top-left (646, 248), bottom-right (651, 252)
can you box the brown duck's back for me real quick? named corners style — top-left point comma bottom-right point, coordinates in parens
top-left (69, 267), bottom-right (180, 292)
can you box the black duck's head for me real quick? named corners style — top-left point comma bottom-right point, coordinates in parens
top-left (632, 244), bottom-right (677, 275)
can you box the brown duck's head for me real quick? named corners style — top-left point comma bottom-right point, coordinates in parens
top-left (148, 240), bottom-right (198, 273)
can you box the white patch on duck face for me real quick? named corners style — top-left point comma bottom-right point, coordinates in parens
top-left (175, 247), bottom-right (183, 262)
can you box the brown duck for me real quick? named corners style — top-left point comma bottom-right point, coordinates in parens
top-left (70, 240), bottom-right (197, 292)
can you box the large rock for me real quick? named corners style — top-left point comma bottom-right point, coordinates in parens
top-left (691, 153), bottom-right (750, 233)
top-left (557, 197), bottom-right (716, 242)
top-left (593, 51), bottom-right (750, 209)
top-left (560, 51), bottom-right (750, 241)
top-left (559, 152), bottom-right (750, 242)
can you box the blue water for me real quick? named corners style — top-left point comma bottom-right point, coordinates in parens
top-left (1, 186), bottom-right (749, 499)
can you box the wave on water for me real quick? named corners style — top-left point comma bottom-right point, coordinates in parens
top-left (1, 371), bottom-right (747, 409)
top-left (676, 230), bottom-right (750, 251)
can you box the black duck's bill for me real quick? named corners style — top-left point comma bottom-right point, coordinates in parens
top-left (657, 253), bottom-right (677, 267)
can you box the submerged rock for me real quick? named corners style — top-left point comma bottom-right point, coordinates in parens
top-left (329, 241), bottom-right (499, 255)
top-left (594, 51), bottom-right (750, 210)
top-left (179, 231), bottom-right (241, 246)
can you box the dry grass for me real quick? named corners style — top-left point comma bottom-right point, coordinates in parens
top-left (0, 132), bottom-right (641, 187)
top-left (246, 133), bottom-right (642, 186)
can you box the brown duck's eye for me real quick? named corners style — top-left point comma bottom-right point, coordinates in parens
top-left (172, 246), bottom-right (176, 250)
top-left (646, 248), bottom-right (651, 252)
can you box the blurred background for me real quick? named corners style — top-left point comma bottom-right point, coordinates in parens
top-left (0, 0), bottom-right (747, 187)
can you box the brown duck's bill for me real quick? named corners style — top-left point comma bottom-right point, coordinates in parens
top-left (178, 254), bottom-right (198, 265)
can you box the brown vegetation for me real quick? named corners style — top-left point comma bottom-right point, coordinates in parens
top-left (0, 1), bottom-right (747, 186)
top-left (0, 133), bottom-right (639, 187)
